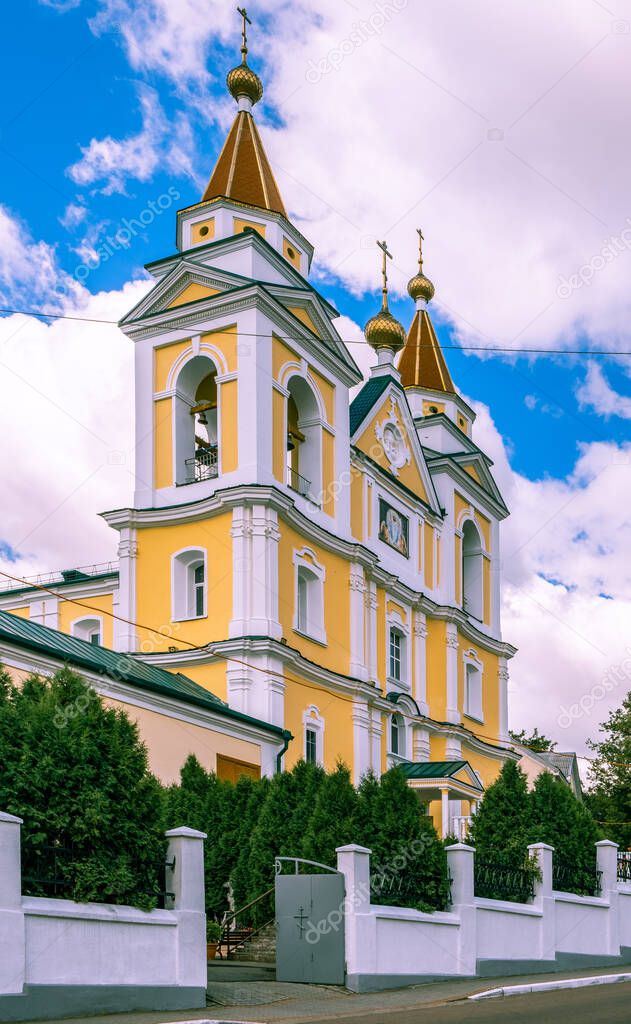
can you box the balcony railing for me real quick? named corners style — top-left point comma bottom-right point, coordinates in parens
top-left (185, 446), bottom-right (218, 484)
top-left (0, 560), bottom-right (119, 594)
top-left (450, 815), bottom-right (473, 842)
top-left (286, 466), bottom-right (312, 499)
top-left (618, 851), bottom-right (631, 883)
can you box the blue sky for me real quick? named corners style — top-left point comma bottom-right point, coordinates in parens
top-left (3, 1), bottom-right (630, 482)
top-left (2, 1), bottom-right (631, 752)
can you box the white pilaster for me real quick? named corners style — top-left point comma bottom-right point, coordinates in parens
top-left (412, 726), bottom-right (430, 762)
top-left (229, 505), bottom-right (281, 639)
top-left (498, 656), bottom-right (509, 742)
top-left (445, 622), bottom-right (460, 724)
top-left (116, 531), bottom-right (138, 652)
top-left (413, 611), bottom-right (429, 716)
top-left (352, 700), bottom-right (372, 785)
top-left (349, 564), bottom-right (367, 680)
top-left (365, 580), bottom-right (378, 683)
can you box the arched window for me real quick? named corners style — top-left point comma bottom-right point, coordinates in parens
top-left (293, 550), bottom-right (326, 643)
top-left (71, 616), bottom-right (102, 645)
top-left (303, 705), bottom-right (325, 765)
top-left (174, 355), bottom-right (218, 485)
top-left (389, 713), bottom-right (405, 757)
top-left (286, 376), bottom-right (321, 504)
top-left (464, 661), bottom-right (483, 721)
top-left (462, 520), bottom-right (484, 620)
top-left (172, 549), bottom-right (207, 620)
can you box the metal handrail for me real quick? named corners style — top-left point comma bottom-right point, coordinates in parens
top-left (218, 885), bottom-right (275, 960)
top-left (0, 560), bottom-right (119, 592)
top-left (275, 856), bottom-right (340, 875)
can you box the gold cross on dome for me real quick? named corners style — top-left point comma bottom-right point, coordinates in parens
top-left (377, 239), bottom-right (393, 308)
top-left (237, 7), bottom-right (252, 61)
top-left (416, 227), bottom-right (425, 271)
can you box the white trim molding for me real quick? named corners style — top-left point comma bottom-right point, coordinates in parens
top-left (303, 704), bottom-right (325, 765)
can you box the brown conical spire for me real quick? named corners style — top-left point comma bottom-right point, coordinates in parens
top-left (201, 6), bottom-right (287, 218)
top-left (398, 308), bottom-right (455, 392)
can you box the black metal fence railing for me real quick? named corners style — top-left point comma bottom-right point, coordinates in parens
top-left (617, 852), bottom-right (631, 883)
top-left (185, 446), bottom-right (218, 483)
top-left (286, 466), bottom-right (312, 499)
top-left (552, 860), bottom-right (602, 898)
top-left (474, 859), bottom-right (536, 904)
top-left (22, 843), bottom-right (75, 899)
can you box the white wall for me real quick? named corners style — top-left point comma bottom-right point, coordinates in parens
top-left (0, 814), bottom-right (207, 1018)
top-left (336, 838), bottom-right (631, 991)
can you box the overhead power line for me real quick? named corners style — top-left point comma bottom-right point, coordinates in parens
top-left (1, 305), bottom-right (631, 358)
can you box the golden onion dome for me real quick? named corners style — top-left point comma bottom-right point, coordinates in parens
top-left (364, 306), bottom-right (406, 353)
top-left (227, 61), bottom-right (263, 106)
top-left (407, 270), bottom-right (435, 304)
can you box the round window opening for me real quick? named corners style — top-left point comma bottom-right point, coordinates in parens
top-left (199, 225), bottom-right (209, 237)
top-left (287, 246), bottom-right (296, 259)
top-left (429, 405), bottom-right (439, 414)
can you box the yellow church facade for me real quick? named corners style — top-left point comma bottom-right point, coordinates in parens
top-left (0, 27), bottom-right (519, 837)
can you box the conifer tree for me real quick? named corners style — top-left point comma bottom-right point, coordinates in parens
top-left (302, 761), bottom-right (357, 866)
top-left (0, 668), bottom-right (165, 909)
top-left (587, 693), bottom-right (631, 849)
top-left (528, 771), bottom-right (601, 894)
top-left (468, 759), bottom-right (531, 863)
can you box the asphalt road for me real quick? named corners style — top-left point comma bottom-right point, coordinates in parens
top-left (306, 981), bottom-right (631, 1024)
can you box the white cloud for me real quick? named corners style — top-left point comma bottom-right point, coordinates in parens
top-left (60, 202), bottom-right (88, 231)
top-left (69, 0), bottom-right (631, 353)
top-left (0, 205), bottom-right (83, 310)
top-left (576, 361), bottom-right (631, 419)
top-left (67, 85), bottom-right (200, 195)
top-left (39, 0), bottom-right (82, 10)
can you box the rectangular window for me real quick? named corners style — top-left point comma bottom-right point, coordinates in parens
top-left (465, 663), bottom-right (483, 721)
top-left (389, 629), bottom-right (402, 681)
top-left (297, 571), bottom-right (308, 633)
top-left (305, 727), bottom-right (317, 764)
top-left (390, 717), bottom-right (399, 755)
top-left (194, 563), bottom-right (205, 617)
top-left (89, 631), bottom-right (100, 646)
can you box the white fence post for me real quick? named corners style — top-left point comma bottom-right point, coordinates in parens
top-left (446, 843), bottom-right (476, 975)
top-left (336, 844), bottom-right (373, 981)
top-left (0, 811), bottom-right (25, 994)
top-left (527, 842), bottom-right (555, 961)
top-left (596, 839), bottom-right (620, 955)
top-left (165, 826), bottom-right (207, 990)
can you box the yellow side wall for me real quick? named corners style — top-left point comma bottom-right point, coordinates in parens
top-left (426, 619), bottom-right (447, 720)
top-left (424, 524), bottom-right (435, 590)
top-left (277, 523), bottom-right (350, 677)
top-left (272, 388), bottom-right (286, 483)
top-left (350, 468), bottom-right (363, 541)
top-left (155, 339), bottom-right (190, 392)
top-left (154, 398), bottom-right (173, 489)
top-left (283, 678), bottom-right (353, 771)
top-left (7, 606), bottom-right (29, 619)
top-left (103, 696), bottom-right (261, 785)
top-left (458, 634), bottom-right (500, 742)
top-left (58, 593), bottom-right (115, 649)
top-left (321, 431), bottom-right (335, 517)
top-left (233, 217), bottom-right (266, 237)
top-left (134, 516), bottom-right (233, 652)
top-left (220, 379), bottom-right (239, 473)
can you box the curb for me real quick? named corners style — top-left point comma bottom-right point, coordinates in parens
top-left (469, 971), bottom-right (631, 1000)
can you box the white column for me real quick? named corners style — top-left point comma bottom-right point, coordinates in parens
top-left (413, 611), bottom-right (429, 716)
top-left (596, 839), bottom-right (620, 955)
top-left (349, 565), bottom-right (367, 679)
top-left (166, 826), bottom-right (207, 991)
top-left (441, 788), bottom-right (450, 838)
top-left (527, 842), bottom-right (555, 962)
top-left (365, 580), bottom-right (378, 683)
top-left (116, 532), bottom-right (138, 652)
top-left (0, 811), bottom-right (25, 994)
top-left (230, 506), bottom-right (281, 639)
top-left (491, 518), bottom-right (501, 635)
top-left (352, 700), bottom-right (372, 785)
top-left (370, 706), bottom-right (383, 776)
top-left (413, 726), bottom-right (430, 762)
top-left (445, 842), bottom-right (476, 975)
top-left (445, 622), bottom-right (460, 724)
top-left (445, 735), bottom-right (462, 759)
top-left (498, 657), bottom-right (509, 742)
top-left (336, 844), bottom-right (375, 984)
top-left (226, 658), bottom-right (252, 714)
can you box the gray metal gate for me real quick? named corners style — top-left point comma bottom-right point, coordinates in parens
top-left (275, 857), bottom-right (345, 984)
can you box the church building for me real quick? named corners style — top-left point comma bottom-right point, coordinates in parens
top-left (0, 16), bottom-right (519, 836)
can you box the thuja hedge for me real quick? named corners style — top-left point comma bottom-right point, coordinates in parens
top-left (0, 666), bottom-right (449, 915)
top-left (164, 757), bottom-right (451, 921)
top-left (0, 668), bottom-right (165, 910)
top-left (469, 760), bottom-right (602, 897)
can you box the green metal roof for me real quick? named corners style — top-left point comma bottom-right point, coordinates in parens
top-left (0, 609), bottom-right (287, 738)
top-left (397, 760), bottom-right (469, 780)
top-left (349, 375), bottom-right (391, 435)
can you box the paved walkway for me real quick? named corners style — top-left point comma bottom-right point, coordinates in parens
top-left (19, 962), bottom-right (631, 1024)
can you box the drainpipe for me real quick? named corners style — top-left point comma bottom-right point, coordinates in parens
top-left (276, 730), bottom-right (293, 773)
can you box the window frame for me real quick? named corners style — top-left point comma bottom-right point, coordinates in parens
top-left (172, 547), bottom-right (208, 622)
top-left (292, 549), bottom-right (326, 645)
top-left (71, 616), bottom-right (104, 646)
top-left (463, 651), bottom-right (484, 723)
top-left (302, 705), bottom-right (325, 765)
top-left (385, 608), bottom-right (410, 689)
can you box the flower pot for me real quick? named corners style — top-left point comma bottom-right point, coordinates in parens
top-left (207, 941), bottom-right (219, 961)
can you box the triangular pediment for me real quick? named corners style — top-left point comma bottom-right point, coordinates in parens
top-left (351, 376), bottom-right (441, 512)
top-left (119, 260), bottom-right (247, 326)
top-left (427, 448), bottom-right (508, 516)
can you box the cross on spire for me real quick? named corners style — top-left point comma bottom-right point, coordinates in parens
top-left (377, 239), bottom-right (392, 309)
top-left (237, 6), bottom-right (252, 62)
top-left (417, 227), bottom-right (424, 271)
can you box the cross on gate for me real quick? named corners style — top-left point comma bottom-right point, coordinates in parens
top-left (294, 905), bottom-right (308, 936)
